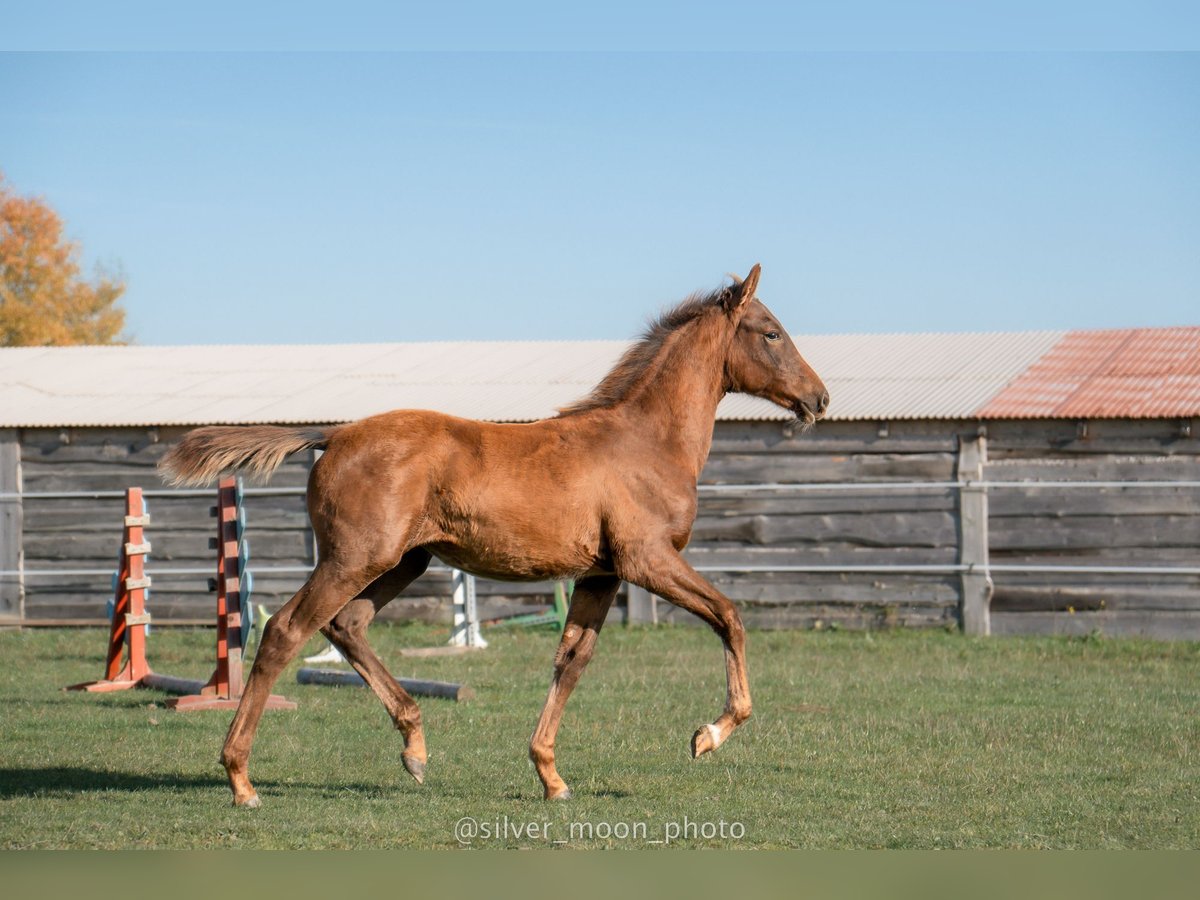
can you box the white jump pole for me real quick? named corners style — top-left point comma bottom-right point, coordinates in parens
top-left (448, 569), bottom-right (487, 649)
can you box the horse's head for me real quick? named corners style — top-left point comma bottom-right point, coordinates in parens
top-left (721, 264), bottom-right (829, 425)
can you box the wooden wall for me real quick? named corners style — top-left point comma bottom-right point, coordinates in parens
top-left (983, 418), bottom-right (1200, 640)
top-left (685, 419), bottom-right (963, 630)
top-left (18, 427), bottom-right (313, 624)
top-left (7, 417), bottom-right (1199, 639)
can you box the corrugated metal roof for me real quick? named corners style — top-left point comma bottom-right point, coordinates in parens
top-left (0, 341), bottom-right (628, 428)
top-left (1, 327), bottom-right (1196, 428)
top-left (980, 327), bottom-right (1200, 419)
top-left (790, 330), bottom-right (1064, 421)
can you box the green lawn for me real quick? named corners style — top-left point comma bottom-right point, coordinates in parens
top-left (1, 623), bottom-right (1197, 848)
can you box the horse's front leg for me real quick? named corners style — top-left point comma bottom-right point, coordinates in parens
top-left (529, 575), bottom-right (619, 800)
top-left (622, 546), bottom-right (751, 758)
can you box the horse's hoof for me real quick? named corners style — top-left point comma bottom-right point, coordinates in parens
top-left (691, 724), bottom-right (719, 758)
top-left (546, 788), bottom-right (572, 801)
top-left (402, 754), bottom-right (426, 785)
top-left (234, 792), bottom-right (261, 809)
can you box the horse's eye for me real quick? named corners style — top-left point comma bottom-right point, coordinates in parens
top-left (765, 331), bottom-right (781, 342)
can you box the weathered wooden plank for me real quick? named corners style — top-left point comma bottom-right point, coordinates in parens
top-left (699, 491), bottom-right (958, 515)
top-left (689, 511), bottom-right (958, 548)
top-left (24, 596), bottom-right (225, 620)
top-left (20, 426), bottom-right (313, 472)
top-left (985, 418), bottom-right (1200, 455)
top-left (991, 610), bottom-right (1200, 640)
top-left (23, 531), bottom-right (311, 562)
top-left (22, 502), bottom-right (309, 534)
top-left (709, 420), bottom-right (960, 455)
top-left (989, 487), bottom-right (1200, 518)
top-left (991, 547), bottom-right (1200, 566)
top-left (21, 618), bottom-right (215, 628)
top-left (19, 438), bottom-right (168, 463)
top-left (693, 575), bottom-right (961, 606)
top-left (685, 548), bottom-right (962, 569)
top-left (992, 585), bottom-right (1200, 613)
top-left (984, 457), bottom-right (1200, 481)
top-left (990, 515), bottom-right (1200, 551)
top-left (989, 444), bottom-right (1200, 459)
top-left (702, 452), bottom-right (957, 485)
top-left (682, 545), bottom-right (961, 565)
top-left (658, 603), bottom-right (957, 631)
top-left (19, 430), bottom-right (310, 491)
top-left (20, 470), bottom-right (309, 493)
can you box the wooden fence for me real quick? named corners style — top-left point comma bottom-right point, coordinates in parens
top-left (2, 418), bottom-right (1198, 638)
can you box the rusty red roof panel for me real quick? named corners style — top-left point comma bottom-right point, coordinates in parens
top-left (980, 327), bottom-right (1200, 419)
top-left (1104, 329), bottom-right (1200, 375)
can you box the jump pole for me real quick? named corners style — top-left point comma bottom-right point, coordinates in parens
top-left (296, 565), bottom-right (479, 699)
top-left (167, 477), bottom-right (294, 712)
top-left (65, 487), bottom-right (156, 693)
top-left (296, 667), bottom-right (475, 702)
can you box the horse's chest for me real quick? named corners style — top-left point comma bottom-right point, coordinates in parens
top-left (661, 496), bottom-right (698, 549)
top-left (669, 528), bottom-right (693, 551)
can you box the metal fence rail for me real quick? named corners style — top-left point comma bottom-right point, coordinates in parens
top-left (3, 479), bottom-right (1199, 581)
top-left (6, 479), bottom-right (1200, 502)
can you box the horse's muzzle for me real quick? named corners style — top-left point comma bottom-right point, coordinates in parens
top-left (793, 390), bottom-right (829, 425)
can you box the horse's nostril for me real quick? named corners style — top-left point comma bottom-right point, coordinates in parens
top-left (818, 391), bottom-right (830, 414)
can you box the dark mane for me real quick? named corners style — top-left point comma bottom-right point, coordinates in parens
top-left (556, 285), bottom-right (726, 416)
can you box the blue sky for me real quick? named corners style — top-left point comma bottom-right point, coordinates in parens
top-left (1, 47), bottom-right (1197, 344)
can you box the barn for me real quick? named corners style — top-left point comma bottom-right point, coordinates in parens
top-left (2, 326), bottom-right (1198, 638)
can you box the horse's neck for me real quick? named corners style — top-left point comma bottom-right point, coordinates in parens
top-left (620, 315), bottom-right (730, 479)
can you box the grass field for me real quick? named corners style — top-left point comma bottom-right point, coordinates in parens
top-left (1, 622), bottom-right (1197, 849)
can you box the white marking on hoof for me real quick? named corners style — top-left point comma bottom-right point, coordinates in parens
top-left (705, 723), bottom-right (723, 750)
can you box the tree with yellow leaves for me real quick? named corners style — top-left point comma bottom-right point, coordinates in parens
top-left (0, 172), bottom-right (127, 346)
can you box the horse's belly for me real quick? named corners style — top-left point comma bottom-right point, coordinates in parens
top-left (422, 504), bottom-right (603, 581)
top-left (424, 540), bottom-right (592, 582)
top-left (420, 471), bottom-right (606, 581)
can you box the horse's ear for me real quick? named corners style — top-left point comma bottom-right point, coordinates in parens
top-left (740, 264), bottom-right (761, 300)
top-left (723, 263), bottom-right (761, 314)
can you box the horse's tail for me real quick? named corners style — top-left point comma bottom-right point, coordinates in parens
top-left (158, 425), bottom-right (334, 487)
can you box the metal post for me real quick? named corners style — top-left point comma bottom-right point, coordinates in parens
top-left (449, 569), bottom-right (487, 648)
top-left (957, 431), bottom-right (993, 636)
top-left (0, 429), bottom-right (22, 625)
top-left (626, 584), bottom-right (658, 625)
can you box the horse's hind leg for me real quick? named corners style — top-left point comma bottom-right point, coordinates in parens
top-left (529, 575), bottom-right (620, 800)
top-left (320, 548), bottom-right (432, 783)
top-left (221, 561), bottom-right (380, 807)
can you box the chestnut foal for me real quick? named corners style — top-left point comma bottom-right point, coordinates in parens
top-left (159, 264), bottom-right (828, 806)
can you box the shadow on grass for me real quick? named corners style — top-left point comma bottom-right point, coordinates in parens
top-left (0, 695), bottom-right (169, 709)
top-left (0, 766), bottom-right (227, 797)
top-left (0, 767), bottom-right (413, 800)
